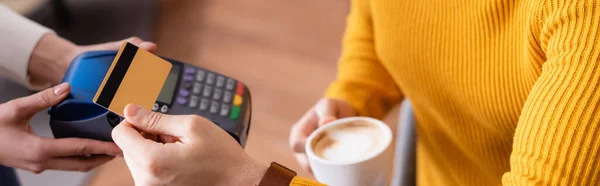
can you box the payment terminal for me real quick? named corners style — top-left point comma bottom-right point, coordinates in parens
top-left (48, 51), bottom-right (252, 147)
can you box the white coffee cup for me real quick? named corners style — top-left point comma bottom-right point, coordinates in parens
top-left (305, 117), bottom-right (393, 186)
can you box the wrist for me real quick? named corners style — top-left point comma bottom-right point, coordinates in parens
top-left (29, 33), bottom-right (77, 85)
top-left (247, 159), bottom-right (269, 186)
top-left (225, 157), bottom-right (268, 186)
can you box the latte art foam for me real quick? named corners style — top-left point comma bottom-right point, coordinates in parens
top-left (311, 121), bottom-right (385, 163)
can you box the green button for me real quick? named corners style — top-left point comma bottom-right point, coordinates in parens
top-left (230, 106), bottom-right (241, 120)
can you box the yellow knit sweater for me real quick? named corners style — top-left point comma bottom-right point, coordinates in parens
top-left (289, 0), bottom-right (600, 185)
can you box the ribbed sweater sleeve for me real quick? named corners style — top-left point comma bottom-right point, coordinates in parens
top-left (324, 0), bottom-right (403, 119)
top-left (289, 176), bottom-right (326, 186)
top-left (502, 0), bottom-right (600, 185)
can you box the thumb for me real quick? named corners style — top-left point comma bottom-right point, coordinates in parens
top-left (8, 83), bottom-right (70, 118)
top-left (112, 121), bottom-right (156, 157)
top-left (123, 104), bottom-right (191, 137)
top-left (314, 99), bottom-right (337, 127)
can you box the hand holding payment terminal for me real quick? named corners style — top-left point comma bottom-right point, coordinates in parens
top-left (48, 50), bottom-right (252, 147)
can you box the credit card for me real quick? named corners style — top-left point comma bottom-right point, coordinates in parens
top-left (93, 42), bottom-right (172, 116)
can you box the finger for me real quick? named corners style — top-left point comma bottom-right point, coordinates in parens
top-left (8, 83), bottom-right (70, 118)
top-left (84, 37), bottom-right (140, 51)
top-left (83, 37), bottom-right (155, 52)
top-left (138, 42), bottom-right (157, 52)
top-left (336, 99), bottom-right (356, 118)
top-left (124, 37), bottom-right (156, 52)
top-left (43, 155), bottom-right (114, 172)
top-left (123, 104), bottom-right (191, 136)
top-left (41, 137), bottom-right (121, 157)
top-left (124, 36), bottom-right (143, 44)
top-left (112, 121), bottom-right (157, 156)
top-left (295, 153), bottom-right (313, 174)
top-left (290, 110), bottom-right (319, 153)
top-left (314, 99), bottom-right (337, 127)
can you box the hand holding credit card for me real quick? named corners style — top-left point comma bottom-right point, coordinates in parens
top-left (93, 42), bottom-right (172, 116)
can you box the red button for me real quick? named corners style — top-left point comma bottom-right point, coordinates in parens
top-left (236, 82), bottom-right (244, 95)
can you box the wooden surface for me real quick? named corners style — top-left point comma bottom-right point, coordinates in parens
top-left (88, 0), bottom-right (399, 185)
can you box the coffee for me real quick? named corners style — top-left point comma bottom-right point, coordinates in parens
top-left (306, 117), bottom-right (393, 186)
top-left (311, 120), bottom-right (386, 163)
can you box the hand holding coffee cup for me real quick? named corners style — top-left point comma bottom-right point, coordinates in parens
top-left (289, 98), bottom-right (356, 172)
top-left (306, 117), bottom-right (393, 186)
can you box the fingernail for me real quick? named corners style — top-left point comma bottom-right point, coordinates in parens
top-left (139, 42), bottom-right (156, 50)
top-left (139, 42), bottom-right (151, 47)
top-left (116, 153), bottom-right (123, 157)
top-left (53, 83), bottom-right (69, 96)
top-left (126, 104), bottom-right (141, 118)
top-left (127, 37), bottom-right (141, 44)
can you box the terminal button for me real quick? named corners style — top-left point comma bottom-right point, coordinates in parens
top-left (176, 97), bottom-right (187, 105)
top-left (183, 75), bottom-right (194, 82)
top-left (226, 79), bottom-right (235, 90)
top-left (233, 95), bottom-right (243, 106)
top-left (160, 105), bottom-right (169, 113)
top-left (236, 83), bottom-right (244, 95)
top-left (184, 67), bottom-right (196, 74)
top-left (206, 73), bottom-right (215, 84)
top-left (230, 106), bottom-right (240, 120)
top-left (210, 101), bottom-right (219, 114)
top-left (220, 104), bottom-right (230, 116)
top-left (192, 83), bottom-right (202, 94)
top-left (189, 96), bottom-right (199, 108)
top-left (216, 76), bottom-right (225, 87)
top-left (203, 86), bottom-right (212, 97)
top-left (152, 103), bottom-right (159, 111)
top-left (213, 88), bottom-right (222, 100)
top-left (200, 98), bottom-right (209, 110)
top-left (196, 70), bottom-right (205, 81)
top-left (179, 89), bottom-right (189, 97)
top-left (223, 91), bottom-right (233, 103)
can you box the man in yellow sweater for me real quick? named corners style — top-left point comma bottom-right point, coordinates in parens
top-left (107, 0), bottom-right (600, 185)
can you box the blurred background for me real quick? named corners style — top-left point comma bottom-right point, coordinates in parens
top-left (0, 0), bottom-right (400, 185)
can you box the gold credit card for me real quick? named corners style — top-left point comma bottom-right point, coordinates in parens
top-left (93, 42), bottom-right (172, 116)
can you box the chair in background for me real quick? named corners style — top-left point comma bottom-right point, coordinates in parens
top-left (391, 100), bottom-right (417, 186)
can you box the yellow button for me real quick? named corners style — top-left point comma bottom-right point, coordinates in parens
top-left (233, 95), bottom-right (243, 106)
